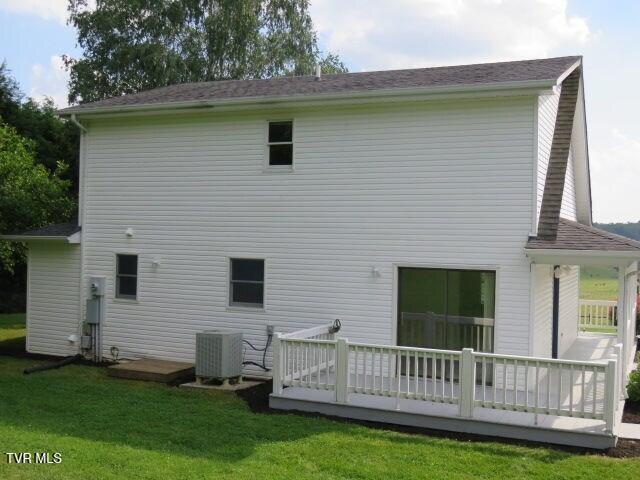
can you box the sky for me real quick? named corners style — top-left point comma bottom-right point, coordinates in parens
top-left (0, 0), bottom-right (638, 223)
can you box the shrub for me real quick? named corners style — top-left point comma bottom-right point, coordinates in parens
top-left (628, 367), bottom-right (640, 402)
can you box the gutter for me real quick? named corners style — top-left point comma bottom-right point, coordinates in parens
top-left (525, 248), bottom-right (640, 260)
top-left (57, 78), bottom-right (557, 117)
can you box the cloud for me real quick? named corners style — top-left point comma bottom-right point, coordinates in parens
top-left (0, 0), bottom-right (68, 25)
top-left (29, 55), bottom-right (69, 107)
top-left (311, 0), bottom-right (591, 70)
top-left (590, 130), bottom-right (640, 223)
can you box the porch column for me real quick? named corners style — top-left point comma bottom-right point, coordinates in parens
top-left (625, 262), bottom-right (638, 367)
top-left (617, 267), bottom-right (628, 378)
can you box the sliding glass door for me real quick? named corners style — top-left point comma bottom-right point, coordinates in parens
top-left (397, 267), bottom-right (495, 353)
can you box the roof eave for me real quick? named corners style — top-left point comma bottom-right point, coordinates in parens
top-left (1, 231), bottom-right (81, 244)
top-left (57, 78), bottom-right (557, 117)
top-left (525, 247), bottom-right (640, 266)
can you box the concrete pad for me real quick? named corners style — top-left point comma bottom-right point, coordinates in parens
top-left (180, 380), bottom-right (262, 392)
top-left (107, 358), bottom-right (194, 383)
top-left (618, 423), bottom-right (640, 440)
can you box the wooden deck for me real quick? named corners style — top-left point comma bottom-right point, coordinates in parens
top-left (270, 334), bottom-right (624, 449)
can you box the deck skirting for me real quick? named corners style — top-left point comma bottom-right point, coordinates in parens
top-left (269, 393), bottom-right (617, 450)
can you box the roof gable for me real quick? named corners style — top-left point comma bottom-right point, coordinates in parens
top-left (537, 67), bottom-right (581, 238)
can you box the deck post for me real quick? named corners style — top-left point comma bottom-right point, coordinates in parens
top-left (459, 348), bottom-right (475, 418)
top-left (613, 343), bottom-right (625, 399)
top-left (271, 333), bottom-right (283, 395)
top-left (617, 268), bottom-right (627, 376)
top-left (604, 358), bottom-right (618, 434)
top-left (335, 338), bottom-right (349, 404)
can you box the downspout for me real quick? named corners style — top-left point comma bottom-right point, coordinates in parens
top-left (70, 114), bottom-right (87, 133)
top-left (73, 114), bottom-right (88, 359)
top-left (552, 265), bottom-right (560, 359)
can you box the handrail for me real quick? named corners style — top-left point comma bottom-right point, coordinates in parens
top-left (347, 341), bottom-right (461, 356)
top-left (280, 322), bottom-right (336, 339)
top-left (473, 351), bottom-right (608, 367)
top-left (580, 299), bottom-right (617, 306)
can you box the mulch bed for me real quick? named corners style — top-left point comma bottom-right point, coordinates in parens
top-left (235, 380), bottom-right (640, 458)
top-left (622, 400), bottom-right (640, 424)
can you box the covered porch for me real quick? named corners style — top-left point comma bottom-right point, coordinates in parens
top-left (526, 218), bottom-right (639, 386)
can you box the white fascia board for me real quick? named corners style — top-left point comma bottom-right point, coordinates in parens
top-left (525, 248), bottom-right (640, 266)
top-left (572, 74), bottom-right (593, 225)
top-left (554, 59), bottom-right (582, 85)
top-left (58, 79), bottom-right (556, 118)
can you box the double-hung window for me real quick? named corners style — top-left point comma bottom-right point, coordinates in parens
top-left (229, 258), bottom-right (264, 307)
top-left (267, 121), bottom-right (293, 167)
top-left (116, 254), bottom-right (138, 299)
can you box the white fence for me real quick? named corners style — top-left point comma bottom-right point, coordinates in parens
top-left (273, 328), bottom-right (622, 432)
top-left (579, 300), bottom-right (617, 332)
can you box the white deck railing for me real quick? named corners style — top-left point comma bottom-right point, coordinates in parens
top-left (473, 352), bottom-right (613, 420)
top-left (347, 342), bottom-right (461, 404)
top-left (277, 323), bottom-right (338, 390)
top-left (272, 328), bottom-right (623, 432)
top-left (579, 300), bottom-right (618, 331)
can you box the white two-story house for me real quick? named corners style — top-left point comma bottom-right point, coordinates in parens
top-left (5, 56), bottom-right (639, 448)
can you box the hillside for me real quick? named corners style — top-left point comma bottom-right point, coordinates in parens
top-left (595, 221), bottom-right (640, 241)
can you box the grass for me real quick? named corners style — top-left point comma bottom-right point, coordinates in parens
top-left (1, 315), bottom-right (640, 478)
top-left (579, 267), bottom-right (620, 334)
top-left (0, 312), bottom-right (26, 354)
top-left (580, 266), bottom-right (619, 301)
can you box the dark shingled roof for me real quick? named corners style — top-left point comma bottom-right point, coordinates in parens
top-left (58, 56), bottom-right (581, 114)
top-left (9, 222), bottom-right (81, 238)
top-left (526, 218), bottom-right (640, 252)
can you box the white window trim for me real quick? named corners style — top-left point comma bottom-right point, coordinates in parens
top-left (264, 119), bottom-right (295, 173)
top-left (227, 256), bottom-right (266, 310)
top-left (114, 252), bottom-right (140, 303)
top-left (390, 263), bottom-right (501, 352)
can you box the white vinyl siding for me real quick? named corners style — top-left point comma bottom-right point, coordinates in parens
top-left (531, 264), bottom-right (579, 359)
top-left (536, 89), bottom-right (561, 229)
top-left (532, 264), bottom-right (553, 357)
top-left (26, 241), bottom-right (81, 356)
top-left (558, 265), bottom-right (580, 357)
top-left (560, 145), bottom-right (577, 220)
top-left (81, 97), bottom-right (536, 373)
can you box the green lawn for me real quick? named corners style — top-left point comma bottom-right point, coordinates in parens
top-left (0, 316), bottom-right (639, 478)
top-left (0, 312), bottom-right (26, 354)
top-left (580, 266), bottom-right (619, 301)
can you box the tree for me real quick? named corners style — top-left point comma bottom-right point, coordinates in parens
top-left (0, 63), bottom-right (80, 190)
top-left (0, 123), bottom-right (75, 313)
top-left (65, 0), bottom-right (347, 104)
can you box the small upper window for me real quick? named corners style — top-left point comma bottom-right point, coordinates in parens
top-left (230, 258), bottom-right (264, 307)
top-left (268, 121), bottom-right (293, 167)
top-left (116, 254), bottom-right (138, 299)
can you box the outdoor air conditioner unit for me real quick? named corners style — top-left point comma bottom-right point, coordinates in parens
top-left (195, 329), bottom-right (243, 379)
